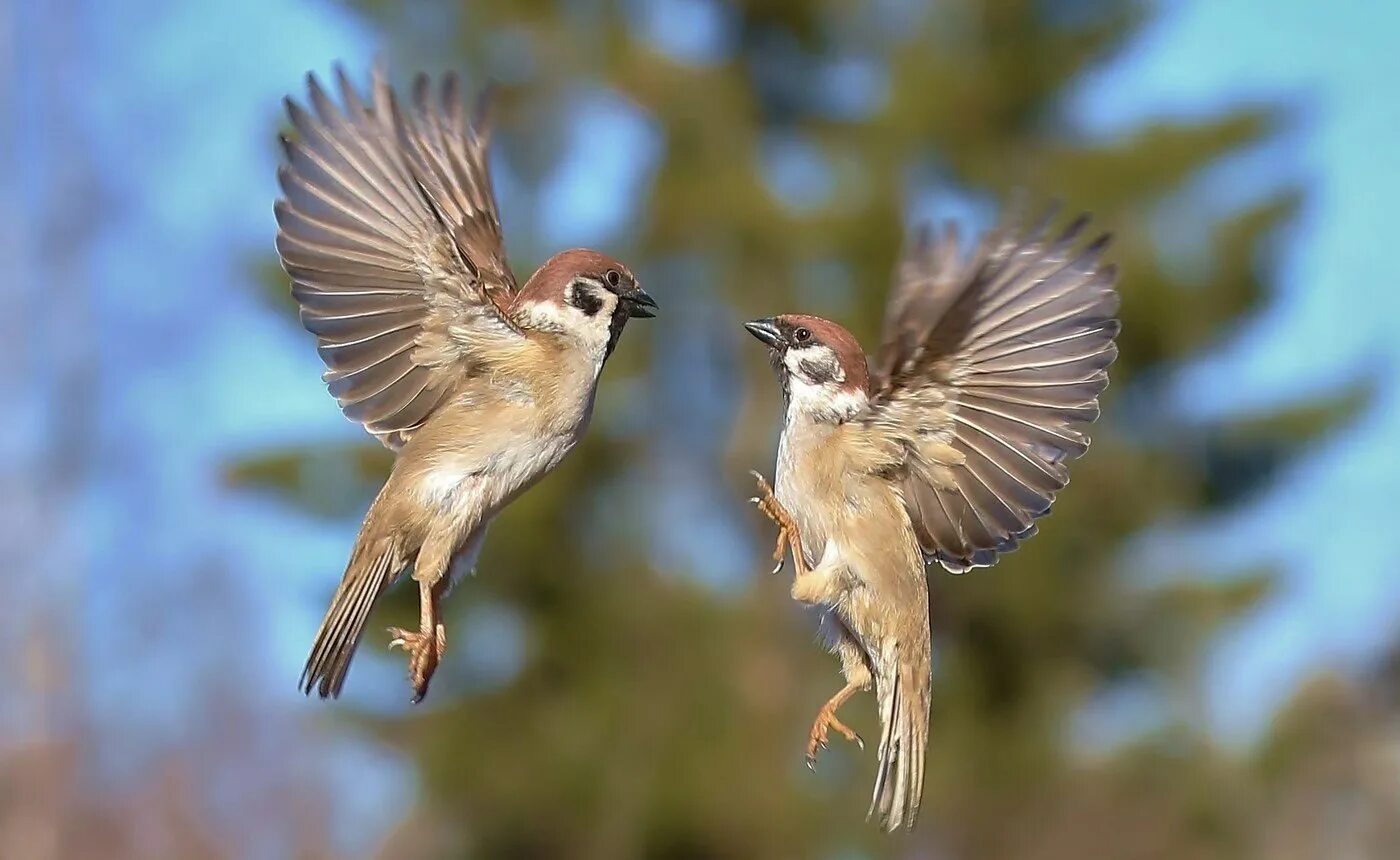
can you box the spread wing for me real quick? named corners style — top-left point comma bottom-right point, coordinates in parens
top-left (275, 65), bottom-right (521, 449)
top-left (866, 203), bottom-right (1120, 572)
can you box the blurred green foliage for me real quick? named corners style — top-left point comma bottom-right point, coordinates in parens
top-left (230, 1), bottom-right (1384, 857)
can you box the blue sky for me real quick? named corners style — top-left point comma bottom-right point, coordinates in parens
top-left (10, 0), bottom-right (1400, 850)
top-left (1073, 0), bottom-right (1400, 740)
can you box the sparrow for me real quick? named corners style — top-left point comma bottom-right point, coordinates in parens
top-left (274, 66), bottom-right (657, 702)
top-left (746, 203), bottom-right (1119, 829)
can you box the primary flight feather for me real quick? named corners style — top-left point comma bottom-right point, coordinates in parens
top-left (747, 200), bottom-right (1118, 829)
top-left (276, 65), bottom-right (657, 702)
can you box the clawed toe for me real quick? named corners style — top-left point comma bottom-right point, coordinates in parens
top-left (750, 471), bottom-right (801, 576)
top-left (805, 695), bottom-right (864, 770)
top-left (387, 625), bottom-right (445, 704)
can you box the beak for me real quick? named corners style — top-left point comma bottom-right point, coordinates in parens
top-left (625, 288), bottom-right (658, 319)
top-left (744, 318), bottom-right (783, 349)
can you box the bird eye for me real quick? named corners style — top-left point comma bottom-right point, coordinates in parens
top-left (794, 327), bottom-right (812, 343)
top-left (606, 270), bottom-right (622, 288)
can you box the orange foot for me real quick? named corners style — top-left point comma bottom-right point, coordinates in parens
top-left (806, 683), bottom-right (864, 770)
top-left (750, 471), bottom-right (806, 576)
top-left (387, 623), bottom-right (446, 704)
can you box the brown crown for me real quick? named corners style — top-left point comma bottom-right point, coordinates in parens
top-left (776, 313), bottom-right (870, 393)
top-left (515, 248), bottom-right (635, 304)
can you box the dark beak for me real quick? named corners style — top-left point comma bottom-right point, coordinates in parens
top-left (744, 318), bottom-right (783, 349)
top-left (625, 288), bottom-right (658, 319)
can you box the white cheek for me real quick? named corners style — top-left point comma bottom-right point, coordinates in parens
top-left (781, 349), bottom-right (806, 378)
top-left (783, 345), bottom-right (844, 381)
top-left (783, 346), bottom-right (857, 415)
top-left (516, 298), bottom-right (615, 368)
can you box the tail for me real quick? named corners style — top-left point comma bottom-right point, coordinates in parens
top-left (300, 534), bottom-right (405, 698)
top-left (868, 633), bottom-right (933, 831)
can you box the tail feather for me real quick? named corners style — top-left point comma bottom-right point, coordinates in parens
top-left (868, 640), bottom-right (932, 831)
top-left (301, 539), bottom-right (403, 698)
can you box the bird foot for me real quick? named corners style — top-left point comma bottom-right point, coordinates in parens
top-left (806, 696), bottom-right (863, 770)
top-left (387, 624), bottom-right (446, 704)
top-left (750, 471), bottom-right (803, 575)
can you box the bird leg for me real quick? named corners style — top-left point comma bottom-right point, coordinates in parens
top-left (806, 681), bottom-right (865, 769)
top-left (750, 471), bottom-right (809, 577)
top-left (388, 578), bottom-right (447, 704)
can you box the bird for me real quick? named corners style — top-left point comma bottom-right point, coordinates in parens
top-left (274, 65), bottom-right (657, 703)
top-left (745, 202), bottom-right (1119, 829)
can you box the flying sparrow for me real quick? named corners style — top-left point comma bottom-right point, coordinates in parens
top-left (746, 204), bottom-right (1119, 829)
top-left (275, 66), bottom-right (657, 702)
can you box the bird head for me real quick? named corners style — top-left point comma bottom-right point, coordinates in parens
top-left (513, 249), bottom-right (657, 362)
top-left (744, 314), bottom-right (870, 422)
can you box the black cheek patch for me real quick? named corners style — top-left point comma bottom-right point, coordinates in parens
top-left (570, 286), bottom-right (604, 317)
top-left (797, 357), bottom-right (836, 384)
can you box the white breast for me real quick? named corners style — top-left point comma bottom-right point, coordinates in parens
top-left (416, 433), bottom-right (580, 521)
top-left (774, 419), bottom-right (835, 567)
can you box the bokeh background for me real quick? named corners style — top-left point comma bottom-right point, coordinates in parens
top-left (5, 0), bottom-right (1400, 857)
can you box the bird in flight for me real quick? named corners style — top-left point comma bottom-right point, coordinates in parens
top-left (275, 66), bottom-right (657, 702)
top-left (746, 203), bottom-right (1119, 829)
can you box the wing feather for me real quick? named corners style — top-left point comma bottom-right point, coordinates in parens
top-left (868, 203), bottom-right (1119, 572)
top-left (275, 64), bottom-right (521, 449)
top-left (316, 328), bottom-right (421, 376)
